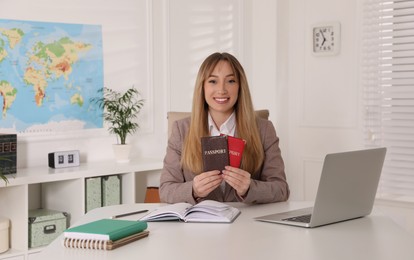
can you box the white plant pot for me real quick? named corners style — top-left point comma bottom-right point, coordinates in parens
top-left (112, 144), bottom-right (131, 163)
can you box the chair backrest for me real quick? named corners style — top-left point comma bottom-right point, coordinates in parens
top-left (167, 109), bottom-right (269, 138)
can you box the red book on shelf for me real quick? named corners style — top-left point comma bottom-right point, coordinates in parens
top-left (226, 135), bottom-right (246, 168)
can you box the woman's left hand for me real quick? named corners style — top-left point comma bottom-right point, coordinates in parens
top-left (222, 166), bottom-right (251, 198)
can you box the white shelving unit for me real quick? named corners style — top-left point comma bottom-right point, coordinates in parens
top-left (0, 157), bottom-right (163, 260)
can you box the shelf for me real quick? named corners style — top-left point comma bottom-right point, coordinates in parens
top-left (1, 157), bottom-right (163, 187)
top-left (0, 157), bottom-right (163, 260)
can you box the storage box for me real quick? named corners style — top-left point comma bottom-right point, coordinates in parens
top-left (28, 209), bottom-right (68, 248)
top-left (0, 217), bottom-right (9, 253)
top-left (102, 175), bottom-right (121, 207)
top-left (85, 177), bottom-right (102, 213)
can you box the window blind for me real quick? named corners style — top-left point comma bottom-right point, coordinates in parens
top-left (362, 0), bottom-right (414, 202)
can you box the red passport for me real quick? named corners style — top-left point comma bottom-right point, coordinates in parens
top-left (227, 136), bottom-right (246, 168)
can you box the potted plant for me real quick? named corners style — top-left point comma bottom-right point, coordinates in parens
top-left (91, 87), bottom-right (144, 162)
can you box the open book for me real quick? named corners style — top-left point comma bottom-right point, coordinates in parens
top-left (139, 200), bottom-right (241, 223)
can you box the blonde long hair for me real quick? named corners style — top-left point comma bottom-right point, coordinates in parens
top-left (181, 52), bottom-right (264, 175)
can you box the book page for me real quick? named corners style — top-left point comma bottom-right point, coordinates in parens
top-left (140, 203), bottom-right (192, 221)
top-left (190, 200), bottom-right (234, 212)
top-left (184, 200), bottom-right (241, 223)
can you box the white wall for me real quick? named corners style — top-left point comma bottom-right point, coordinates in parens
top-left (1, 0), bottom-right (160, 167)
top-left (281, 0), bottom-right (362, 201)
top-left (3, 0), bottom-right (279, 169)
top-left (2, 0), bottom-right (413, 234)
top-left (279, 0), bottom-right (414, 235)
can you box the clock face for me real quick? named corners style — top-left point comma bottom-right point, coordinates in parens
top-left (312, 23), bottom-right (340, 55)
top-left (313, 26), bottom-right (335, 52)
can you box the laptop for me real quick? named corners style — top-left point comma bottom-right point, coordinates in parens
top-left (254, 147), bottom-right (387, 228)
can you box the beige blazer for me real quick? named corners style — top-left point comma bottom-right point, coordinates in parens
top-left (159, 116), bottom-right (290, 205)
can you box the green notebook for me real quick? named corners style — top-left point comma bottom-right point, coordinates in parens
top-left (64, 219), bottom-right (148, 241)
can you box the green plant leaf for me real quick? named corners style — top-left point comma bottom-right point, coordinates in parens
top-left (0, 156), bottom-right (12, 185)
top-left (90, 86), bottom-right (145, 145)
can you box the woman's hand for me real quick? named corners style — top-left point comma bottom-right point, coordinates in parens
top-left (222, 166), bottom-right (251, 197)
top-left (192, 170), bottom-right (223, 199)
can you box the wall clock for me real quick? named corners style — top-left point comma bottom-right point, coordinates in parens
top-left (312, 22), bottom-right (341, 56)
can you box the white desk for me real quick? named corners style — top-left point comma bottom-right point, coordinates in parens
top-left (36, 201), bottom-right (414, 260)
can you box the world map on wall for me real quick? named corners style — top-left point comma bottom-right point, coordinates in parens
top-left (0, 19), bottom-right (103, 133)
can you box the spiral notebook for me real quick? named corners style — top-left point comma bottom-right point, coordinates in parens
top-left (62, 218), bottom-right (148, 250)
top-left (62, 230), bottom-right (149, 250)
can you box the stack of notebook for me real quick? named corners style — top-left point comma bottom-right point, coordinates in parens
top-left (62, 218), bottom-right (149, 250)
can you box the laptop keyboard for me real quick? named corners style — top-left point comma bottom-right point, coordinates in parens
top-left (282, 214), bottom-right (312, 223)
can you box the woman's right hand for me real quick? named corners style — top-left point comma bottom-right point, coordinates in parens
top-left (192, 170), bottom-right (223, 199)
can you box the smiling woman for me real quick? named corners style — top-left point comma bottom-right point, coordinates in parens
top-left (203, 59), bottom-right (239, 126)
top-left (159, 52), bottom-right (290, 205)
